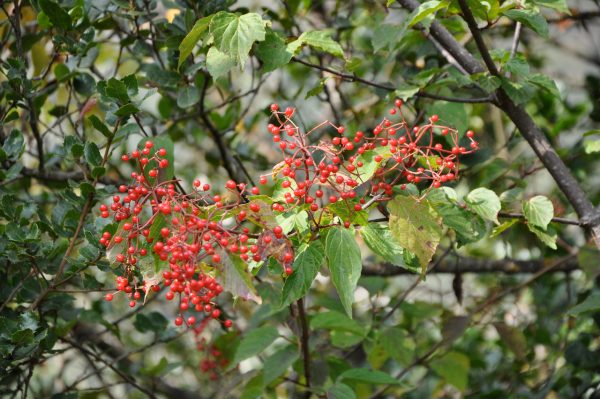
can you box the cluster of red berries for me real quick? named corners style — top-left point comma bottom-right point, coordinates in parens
top-left (258, 101), bottom-right (478, 227)
top-left (99, 100), bottom-right (477, 335)
top-left (99, 140), bottom-right (273, 328)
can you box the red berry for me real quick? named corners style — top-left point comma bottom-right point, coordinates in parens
top-left (105, 293), bottom-right (114, 302)
top-left (270, 103), bottom-right (279, 112)
top-left (226, 180), bottom-right (237, 190)
top-left (224, 320), bottom-right (233, 328)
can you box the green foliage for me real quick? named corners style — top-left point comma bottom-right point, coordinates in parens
top-left (1, 0), bottom-right (599, 397)
top-left (324, 227), bottom-right (363, 317)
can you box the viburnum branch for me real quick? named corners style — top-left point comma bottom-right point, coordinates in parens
top-left (96, 100), bottom-right (478, 378)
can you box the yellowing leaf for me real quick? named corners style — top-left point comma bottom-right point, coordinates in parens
top-left (388, 196), bottom-right (442, 274)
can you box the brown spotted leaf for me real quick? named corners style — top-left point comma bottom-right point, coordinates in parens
top-left (388, 195), bottom-right (443, 275)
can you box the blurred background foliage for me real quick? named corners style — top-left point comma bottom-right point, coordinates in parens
top-left (1, 0), bottom-right (600, 397)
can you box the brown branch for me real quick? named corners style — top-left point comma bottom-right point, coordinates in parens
top-left (498, 211), bottom-right (582, 226)
top-left (296, 298), bottom-right (311, 397)
top-left (362, 254), bottom-right (579, 276)
top-left (457, 0), bottom-right (500, 76)
top-left (18, 167), bottom-right (122, 186)
top-left (199, 75), bottom-right (243, 183)
top-left (547, 10), bottom-right (600, 23)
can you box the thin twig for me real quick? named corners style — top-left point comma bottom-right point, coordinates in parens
top-left (296, 298), bottom-right (312, 396)
top-left (292, 57), bottom-right (493, 104)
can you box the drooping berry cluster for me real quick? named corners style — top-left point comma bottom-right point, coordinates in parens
top-left (99, 141), bottom-right (270, 328)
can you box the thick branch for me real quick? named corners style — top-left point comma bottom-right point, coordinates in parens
top-left (362, 255), bottom-right (579, 276)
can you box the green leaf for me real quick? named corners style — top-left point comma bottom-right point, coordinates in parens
top-left (490, 219), bottom-right (519, 237)
top-left (583, 129), bottom-right (600, 137)
top-left (263, 345), bottom-right (299, 385)
top-left (327, 200), bottom-right (369, 226)
top-left (367, 327), bottom-right (414, 368)
top-left (338, 368), bottom-right (403, 385)
top-left (493, 322), bottom-right (527, 360)
top-left (206, 47), bottom-right (237, 79)
top-left (210, 12), bottom-right (267, 68)
top-left (408, 0), bottom-right (449, 27)
top-left (38, 0), bottom-right (72, 30)
top-left (388, 196), bottom-right (443, 274)
top-left (527, 223), bottom-right (557, 249)
top-left (527, 74), bottom-right (560, 98)
top-left (133, 312), bottom-right (168, 334)
top-left (254, 29), bottom-right (293, 72)
top-left (281, 241), bottom-right (325, 307)
top-left (105, 78), bottom-right (129, 103)
top-left (176, 86), bottom-right (200, 108)
top-left (327, 383), bottom-right (357, 399)
top-left (533, 0), bottom-right (570, 14)
top-left (501, 78), bottom-right (532, 105)
top-left (427, 189), bottom-right (485, 245)
top-left (310, 311), bottom-right (367, 336)
top-left (84, 142), bottom-right (102, 167)
top-left (354, 146), bottom-right (393, 183)
top-left (504, 55), bottom-right (530, 76)
top-left (395, 84), bottom-right (420, 101)
top-left (140, 357), bottom-right (181, 376)
top-left (88, 115), bottom-right (113, 138)
top-left (568, 293), bottom-right (600, 315)
top-left (178, 16), bottom-right (212, 68)
top-left (360, 224), bottom-right (407, 268)
top-left (305, 78), bottom-right (328, 99)
top-left (427, 101), bottom-right (468, 138)
top-left (230, 326), bottom-right (279, 366)
top-left (324, 227), bottom-right (362, 318)
top-left (3, 130), bottom-right (25, 160)
top-left (522, 195), bottom-right (554, 230)
top-left (430, 351), bottom-right (470, 391)
top-left (583, 139), bottom-right (600, 154)
top-left (471, 73), bottom-right (502, 93)
top-left (114, 103), bottom-right (139, 117)
top-left (218, 252), bottom-right (261, 304)
top-left (465, 187), bottom-right (501, 224)
top-left (288, 30), bottom-right (344, 58)
top-left (372, 24), bottom-right (405, 52)
top-left (502, 9), bottom-right (549, 38)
